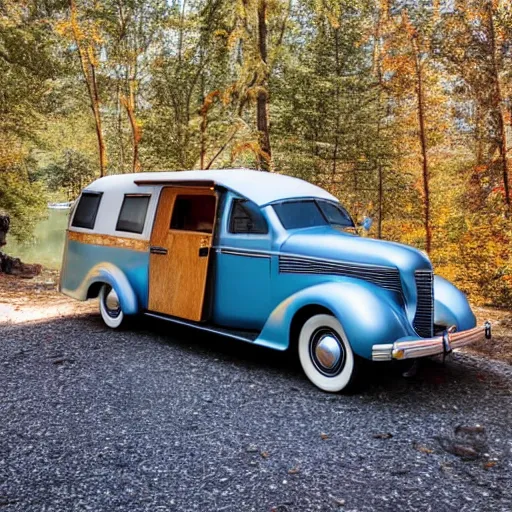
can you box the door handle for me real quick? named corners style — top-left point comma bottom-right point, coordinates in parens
top-left (199, 247), bottom-right (209, 257)
top-left (150, 246), bottom-right (168, 255)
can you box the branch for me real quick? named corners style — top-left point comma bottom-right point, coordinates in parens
top-left (205, 129), bottom-right (239, 169)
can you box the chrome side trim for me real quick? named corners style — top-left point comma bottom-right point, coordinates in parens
top-left (217, 248), bottom-right (271, 259)
top-left (144, 312), bottom-right (259, 343)
top-left (212, 246), bottom-right (406, 269)
top-left (371, 323), bottom-right (491, 361)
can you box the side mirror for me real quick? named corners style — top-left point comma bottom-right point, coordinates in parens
top-left (360, 217), bottom-right (373, 231)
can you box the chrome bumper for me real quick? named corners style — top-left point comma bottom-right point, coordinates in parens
top-left (372, 322), bottom-right (491, 361)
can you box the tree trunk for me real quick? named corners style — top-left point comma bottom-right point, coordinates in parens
top-left (332, 27), bottom-right (341, 177)
top-left (200, 111), bottom-right (207, 170)
top-left (90, 60), bottom-right (107, 176)
top-left (0, 215), bottom-right (41, 277)
top-left (0, 215), bottom-right (10, 248)
top-left (487, 1), bottom-right (511, 212)
top-left (377, 163), bottom-right (383, 239)
top-left (70, 0), bottom-right (107, 177)
top-left (117, 83), bottom-right (125, 172)
top-left (374, 2), bottom-right (387, 239)
top-left (413, 37), bottom-right (432, 253)
top-left (257, 0), bottom-right (271, 171)
top-left (121, 80), bottom-right (142, 173)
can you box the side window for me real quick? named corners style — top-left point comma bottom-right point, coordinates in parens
top-left (170, 194), bottom-right (216, 233)
top-left (229, 199), bottom-right (268, 234)
top-left (116, 195), bottom-right (151, 234)
top-left (71, 192), bottom-right (102, 229)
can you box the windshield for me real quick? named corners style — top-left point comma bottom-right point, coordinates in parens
top-left (272, 200), bottom-right (355, 230)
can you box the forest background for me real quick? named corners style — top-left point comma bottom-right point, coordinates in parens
top-left (1, 0), bottom-right (511, 308)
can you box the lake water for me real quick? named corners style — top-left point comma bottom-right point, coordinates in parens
top-left (4, 209), bottom-right (69, 270)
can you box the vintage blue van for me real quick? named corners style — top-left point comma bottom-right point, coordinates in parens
top-left (60, 169), bottom-right (491, 392)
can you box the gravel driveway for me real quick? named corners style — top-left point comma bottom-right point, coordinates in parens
top-left (1, 312), bottom-right (511, 511)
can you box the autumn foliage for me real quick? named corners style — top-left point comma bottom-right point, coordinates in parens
top-left (0, 0), bottom-right (511, 306)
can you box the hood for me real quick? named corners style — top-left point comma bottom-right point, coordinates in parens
top-left (280, 227), bottom-right (432, 324)
top-left (280, 227), bottom-right (431, 273)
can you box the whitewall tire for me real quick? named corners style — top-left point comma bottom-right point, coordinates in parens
top-left (298, 314), bottom-right (356, 392)
top-left (99, 284), bottom-right (125, 329)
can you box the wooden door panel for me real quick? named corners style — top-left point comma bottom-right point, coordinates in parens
top-left (148, 187), bottom-right (216, 322)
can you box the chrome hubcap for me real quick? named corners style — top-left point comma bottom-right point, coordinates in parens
top-left (309, 328), bottom-right (345, 377)
top-left (315, 335), bottom-right (341, 369)
top-left (105, 287), bottom-right (121, 318)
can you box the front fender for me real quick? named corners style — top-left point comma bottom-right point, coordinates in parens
top-left (256, 280), bottom-right (414, 359)
top-left (61, 262), bottom-right (139, 315)
top-left (434, 275), bottom-right (476, 331)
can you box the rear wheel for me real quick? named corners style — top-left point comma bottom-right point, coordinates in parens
top-left (298, 314), bottom-right (358, 392)
top-left (99, 284), bottom-right (125, 329)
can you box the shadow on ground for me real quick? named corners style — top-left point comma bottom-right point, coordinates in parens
top-left (1, 313), bottom-right (511, 511)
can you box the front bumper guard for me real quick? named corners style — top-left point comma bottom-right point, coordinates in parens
top-left (372, 322), bottom-right (492, 361)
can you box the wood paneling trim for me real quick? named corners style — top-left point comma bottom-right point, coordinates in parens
top-left (68, 230), bottom-right (149, 252)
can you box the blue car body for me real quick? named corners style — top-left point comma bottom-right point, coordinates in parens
top-left (60, 169), bottom-right (489, 382)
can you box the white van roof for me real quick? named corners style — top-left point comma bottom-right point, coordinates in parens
top-left (85, 168), bottom-right (337, 207)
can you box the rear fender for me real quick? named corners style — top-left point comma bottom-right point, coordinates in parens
top-left (61, 262), bottom-right (138, 315)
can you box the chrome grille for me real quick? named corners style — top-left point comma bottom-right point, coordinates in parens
top-left (279, 255), bottom-right (403, 296)
top-left (413, 270), bottom-right (434, 338)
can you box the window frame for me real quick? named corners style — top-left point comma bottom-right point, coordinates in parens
top-left (71, 191), bottom-right (103, 230)
top-left (228, 198), bottom-right (269, 235)
top-left (115, 193), bottom-right (152, 234)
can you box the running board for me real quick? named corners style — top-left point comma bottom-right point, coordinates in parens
top-left (144, 312), bottom-right (260, 343)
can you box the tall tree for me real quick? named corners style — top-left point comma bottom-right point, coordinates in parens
top-left (106, 0), bottom-right (167, 173)
top-left (57, 0), bottom-right (108, 177)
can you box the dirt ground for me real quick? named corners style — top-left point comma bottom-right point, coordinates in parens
top-left (472, 306), bottom-right (512, 364)
top-left (1, 270), bottom-right (511, 365)
top-left (0, 270), bottom-right (95, 324)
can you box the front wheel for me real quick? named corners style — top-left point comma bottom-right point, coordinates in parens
top-left (99, 284), bottom-right (125, 329)
top-left (298, 314), bottom-right (358, 392)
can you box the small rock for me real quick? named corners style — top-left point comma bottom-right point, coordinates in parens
top-left (436, 424), bottom-right (488, 460)
top-left (246, 444), bottom-right (258, 453)
top-left (390, 468), bottom-right (408, 476)
top-left (329, 495), bottom-right (345, 507)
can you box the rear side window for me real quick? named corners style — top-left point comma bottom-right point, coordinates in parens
top-left (71, 192), bottom-right (102, 229)
top-left (170, 195), bottom-right (216, 233)
top-left (116, 195), bottom-right (151, 234)
top-left (229, 199), bottom-right (268, 234)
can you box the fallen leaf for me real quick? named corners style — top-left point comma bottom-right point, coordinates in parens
top-left (413, 443), bottom-right (433, 454)
top-left (288, 467), bottom-right (300, 475)
top-left (483, 461), bottom-right (497, 470)
top-left (260, 451), bottom-right (270, 459)
top-left (455, 425), bottom-right (485, 435)
top-left (373, 433), bottom-right (393, 439)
